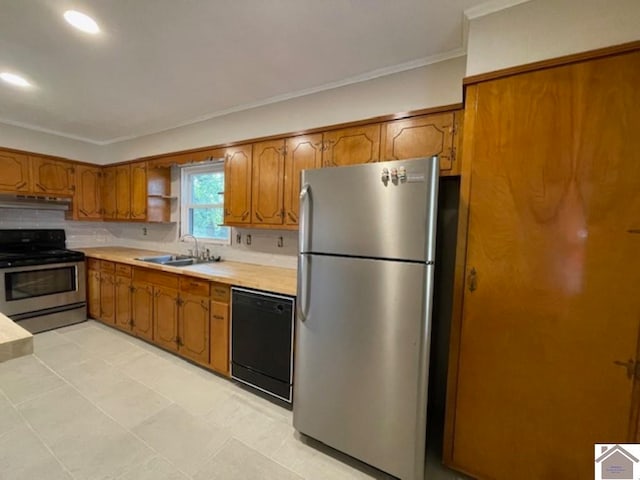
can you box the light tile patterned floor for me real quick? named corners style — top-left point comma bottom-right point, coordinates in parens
top-left (0, 320), bottom-right (465, 480)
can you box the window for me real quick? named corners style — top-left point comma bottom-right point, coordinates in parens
top-left (180, 163), bottom-right (230, 243)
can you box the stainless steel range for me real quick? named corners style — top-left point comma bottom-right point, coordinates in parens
top-left (0, 229), bottom-right (86, 333)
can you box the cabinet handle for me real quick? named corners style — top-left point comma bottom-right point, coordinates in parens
top-left (467, 267), bottom-right (478, 292)
top-left (35, 182), bottom-right (46, 191)
top-left (176, 297), bottom-right (184, 306)
top-left (287, 212), bottom-right (297, 222)
top-left (201, 301), bottom-right (209, 311)
top-left (255, 212), bottom-right (263, 221)
top-left (613, 359), bottom-right (638, 380)
top-left (242, 211), bottom-right (250, 220)
top-left (15, 181), bottom-right (27, 189)
top-left (212, 314), bottom-right (225, 320)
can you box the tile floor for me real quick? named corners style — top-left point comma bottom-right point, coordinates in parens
top-left (0, 320), bottom-right (466, 480)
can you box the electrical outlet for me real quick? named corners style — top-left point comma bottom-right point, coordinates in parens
top-left (236, 233), bottom-right (241, 244)
top-left (246, 234), bottom-right (252, 246)
top-left (277, 236), bottom-right (283, 248)
top-left (142, 227), bottom-right (148, 236)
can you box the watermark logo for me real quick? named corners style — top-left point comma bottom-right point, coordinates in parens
top-left (595, 444), bottom-right (640, 480)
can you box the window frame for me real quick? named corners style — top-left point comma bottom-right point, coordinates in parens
top-left (180, 162), bottom-right (230, 245)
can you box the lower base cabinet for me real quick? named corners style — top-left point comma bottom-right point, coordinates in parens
top-left (89, 262), bottom-right (231, 375)
top-left (210, 283), bottom-right (231, 376)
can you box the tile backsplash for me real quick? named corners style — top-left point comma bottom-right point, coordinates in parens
top-left (0, 208), bottom-right (298, 268)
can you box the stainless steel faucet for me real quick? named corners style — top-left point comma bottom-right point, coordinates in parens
top-left (179, 234), bottom-right (199, 259)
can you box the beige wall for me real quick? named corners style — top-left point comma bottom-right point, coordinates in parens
top-left (466, 0), bottom-right (640, 75)
top-left (0, 122), bottom-right (105, 164)
top-left (106, 57), bottom-right (466, 162)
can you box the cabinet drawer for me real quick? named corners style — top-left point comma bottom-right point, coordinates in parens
top-left (87, 258), bottom-right (100, 271)
top-left (100, 261), bottom-right (115, 273)
top-left (115, 263), bottom-right (132, 278)
top-left (211, 283), bottom-right (230, 303)
top-left (180, 277), bottom-right (210, 296)
top-left (132, 267), bottom-right (179, 289)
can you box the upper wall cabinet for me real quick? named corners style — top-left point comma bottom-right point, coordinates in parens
top-left (322, 125), bottom-right (381, 167)
top-left (74, 165), bottom-right (102, 220)
top-left (130, 162), bottom-right (148, 220)
top-left (251, 139), bottom-right (285, 225)
top-left (223, 144), bottom-right (253, 224)
top-left (381, 111), bottom-right (461, 175)
top-left (0, 150), bottom-right (31, 193)
top-left (284, 134), bottom-right (323, 226)
top-left (102, 162), bottom-right (148, 221)
top-left (30, 156), bottom-right (75, 196)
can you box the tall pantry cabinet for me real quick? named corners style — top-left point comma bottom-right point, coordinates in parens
top-left (445, 46), bottom-right (640, 479)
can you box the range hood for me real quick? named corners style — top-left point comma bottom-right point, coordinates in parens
top-left (0, 194), bottom-right (71, 211)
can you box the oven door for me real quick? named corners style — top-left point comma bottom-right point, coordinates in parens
top-left (0, 261), bottom-right (86, 317)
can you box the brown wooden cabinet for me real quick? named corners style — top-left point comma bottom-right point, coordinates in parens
top-left (115, 165), bottom-right (131, 220)
top-left (381, 111), bottom-right (460, 175)
top-left (210, 283), bottom-right (231, 376)
top-left (0, 150), bottom-right (31, 193)
top-left (130, 161), bottom-right (147, 220)
top-left (322, 124), bottom-right (380, 167)
top-left (87, 266), bottom-right (101, 320)
top-left (30, 156), bottom-right (75, 196)
top-left (74, 165), bottom-right (102, 220)
top-left (154, 286), bottom-right (179, 351)
top-left (283, 134), bottom-right (322, 226)
top-left (114, 264), bottom-right (133, 331)
top-left (223, 144), bottom-right (253, 224)
top-left (102, 167), bottom-right (117, 219)
top-left (251, 139), bottom-right (285, 225)
top-left (446, 49), bottom-right (640, 480)
top-left (131, 281), bottom-right (154, 341)
top-left (100, 272), bottom-right (115, 325)
top-left (179, 292), bottom-right (210, 365)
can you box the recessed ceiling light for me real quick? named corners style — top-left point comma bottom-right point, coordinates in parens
top-left (0, 72), bottom-right (31, 88)
top-left (64, 10), bottom-right (100, 34)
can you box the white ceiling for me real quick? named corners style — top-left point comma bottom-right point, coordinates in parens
top-left (0, 0), bottom-right (504, 145)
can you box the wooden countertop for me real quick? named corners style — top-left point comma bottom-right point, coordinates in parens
top-left (0, 312), bottom-right (33, 363)
top-left (79, 247), bottom-right (297, 296)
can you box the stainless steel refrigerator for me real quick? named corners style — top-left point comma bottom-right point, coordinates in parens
top-left (293, 156), bottom-right (439, 480)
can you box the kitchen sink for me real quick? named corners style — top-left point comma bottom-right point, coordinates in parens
top-left (135, 254), bottom-right (220, 267)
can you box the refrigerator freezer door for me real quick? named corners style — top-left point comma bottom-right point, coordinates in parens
top-left (293, 254), bottom-right (434, 480)
top-left (299, 156), bottom-right (438, 262)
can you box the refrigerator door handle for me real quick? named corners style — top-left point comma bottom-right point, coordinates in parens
top-left (299, 184), bottom-right (311, 253)
top-left (297, 253), bottom-right (310, 322)
top-left (298, 184), bottom-right (311, 321)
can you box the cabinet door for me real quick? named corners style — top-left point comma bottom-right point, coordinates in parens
top-left (131, 282), bottom-right (154, 341)
top-left (115, 165), bottom-right (131, 219)
top-left (210, 300), bottom-right (230, 376)
top-left (284, 134), bottom-right (322, 226)
top-left (31, 156), bottom-right (75, 196)
top-left (0, 150), bottom-right (31, 193)
top-left (381, 112), bottom-right (458, 174)
top-left (252, 139), bottom-right (285, 225)
top-left (74, 165), bottom-right (103, 220)
top-left (130, 162), bottom-right (147, 220)
top-left (102, 167), bottom-right (117, 219)
top-left (99, 272), bottom-right (115, 325)
top-left (179, 293), bottom-right (210, 365)
top-left (87, 269), bottom-right (101, 320)
top-left (153, 286), bottom-right (179, 351)
top-left (115, 275), bottom-right (132, 331)
top-left (223, 144), bottom-right (252, 224)
top-left (322, 125), bottom-right (380, 167)
top-left (449, 53), bottom-right (640, 480)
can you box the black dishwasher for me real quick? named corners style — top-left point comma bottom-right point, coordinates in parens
top-left (231, 287), bottom-right (295, 403)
